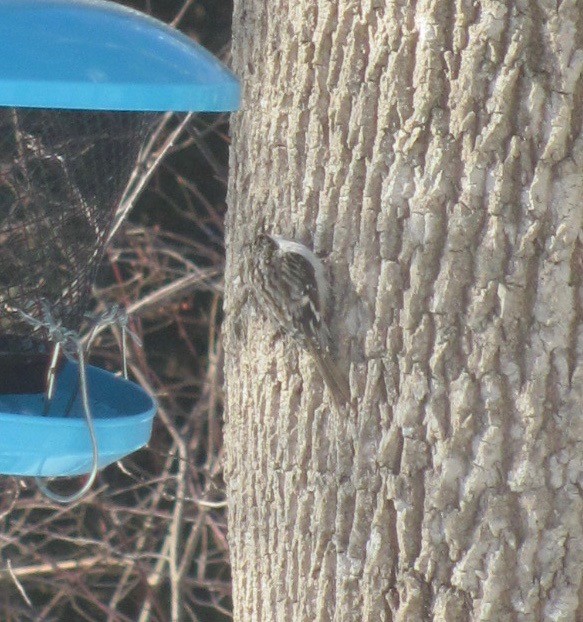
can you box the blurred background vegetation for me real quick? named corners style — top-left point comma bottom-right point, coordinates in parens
top-left (0, 1), bottom-right (234, 620)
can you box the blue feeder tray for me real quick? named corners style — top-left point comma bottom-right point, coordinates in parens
top-left (0, 360), bottom-right (156, 477)
top-left (0, 0), bottom-right (240, 112)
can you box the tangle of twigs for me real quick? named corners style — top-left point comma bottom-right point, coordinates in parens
top-left (0, 2), bottom-right (233, 620)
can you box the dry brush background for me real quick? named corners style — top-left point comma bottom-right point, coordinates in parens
top-left (0, 1), bottom-right (233, 620)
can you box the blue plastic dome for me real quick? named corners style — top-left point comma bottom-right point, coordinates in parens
top-left (0, 0), bottom-right (240, 112)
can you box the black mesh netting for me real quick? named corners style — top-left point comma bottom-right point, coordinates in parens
top-left (0, 108), bottom-right (155, 391)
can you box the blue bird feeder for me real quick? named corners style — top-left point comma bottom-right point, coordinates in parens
top-left (0, 0), bottom-right (240, 489)
top-left (0, 0), bottom-right (240, 112)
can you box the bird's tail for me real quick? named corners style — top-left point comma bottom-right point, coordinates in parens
top-left (307, 342), bottom-right (351, 410)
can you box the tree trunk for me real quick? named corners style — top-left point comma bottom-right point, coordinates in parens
top-left (223, 1), bottom-right (583, 620)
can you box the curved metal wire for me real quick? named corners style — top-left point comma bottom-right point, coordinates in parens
top-left (12, 299), bottom-right (138, 504)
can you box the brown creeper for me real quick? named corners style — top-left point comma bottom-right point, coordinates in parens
top-left (249, 233), bottom-right (350, 407)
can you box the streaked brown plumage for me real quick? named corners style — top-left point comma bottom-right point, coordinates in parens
top-left (250, 233), bottom-right (350, 408)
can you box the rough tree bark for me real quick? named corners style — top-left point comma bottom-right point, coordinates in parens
top-left (223, 1), bottom-right (583, 620)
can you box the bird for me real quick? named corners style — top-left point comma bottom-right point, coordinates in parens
top-left (248, 232), bottom-right (350, 409)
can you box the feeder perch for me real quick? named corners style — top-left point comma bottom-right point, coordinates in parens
top-left (0, 0), bottom-right (240, 479)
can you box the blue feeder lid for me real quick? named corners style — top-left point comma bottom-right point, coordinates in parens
top-left (0, 0), bottom-right (240, 112)
top-left (0, 361), bottom-right (156, 477)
